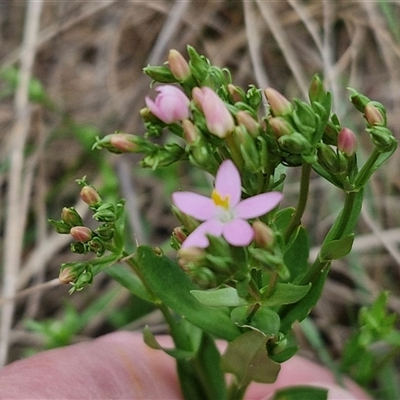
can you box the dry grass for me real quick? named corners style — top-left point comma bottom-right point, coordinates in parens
top-left (1, 0), bottom-right (400, 394)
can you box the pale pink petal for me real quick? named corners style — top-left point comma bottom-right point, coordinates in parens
top-left (214, 160), bottom-right (241, 206)
top-left (145, 85), bottom-right (190, 124)
top-left (222, 219), bottom-right (254, 246)
top-left (235, 192), bottom-right (282, 219)
top-left (172, 192), bottom-right (215, 220)
top-left (182, 219), bottom-right (224, 248)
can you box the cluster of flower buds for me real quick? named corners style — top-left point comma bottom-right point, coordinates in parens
top-left (49, 179), bottom-right (126, 290)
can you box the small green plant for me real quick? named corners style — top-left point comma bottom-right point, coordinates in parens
top-left (48, 46), bottom-right (397, 400)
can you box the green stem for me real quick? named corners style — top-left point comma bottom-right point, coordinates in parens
top-left (226, 379), bottom-right (249, 400)
top-left (354, 147), bottom-right (381, 188)
top-left (330, 190), bottom-right (357, 240)
top-left (283, 162), bottom-right (312, 243)
top-left (299, 190), bottom-right (357, 285)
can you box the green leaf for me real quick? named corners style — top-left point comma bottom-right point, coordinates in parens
top-left (279, 265), bottom-right (330, 334)
top-left (136, 246), bottom-right (241, 341)
top-left (319, 234), bottom-right (354, 261)
top-left (143, 326), bottom-right (194, 359)
top-left (271, 385), bottom-right (328, 400)
top-left (221, 330), bottom-right (281, 387)
top-left (261, 283), bottom-right (311, 307)
top-left (283, 226), bottom-right (310, 278)
top-left (175, 331), bottom-right (227, 400)
top-left (231, 306), bottom-right (280, 337)
top-left (190, 287), bottom-right (249, 307)
top-left (105, 264), bottom-right (154, 303)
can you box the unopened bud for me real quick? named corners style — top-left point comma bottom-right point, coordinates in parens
top-left (59, 267), bottom-right (76, 284)
top-left (268, 117), bottom-right (293, 138)
top-left (367, 126), bottom-right (397, 152)
top-left (192, 86), bottom-right (235, 138)
top-left (338, 128), bottom-right (358, 156)
top-left (110, 133), bottom-right (138, 152)
top-left (61, 207), bottom-right (83, 227)
top-left (227, 83), bottom-right (245, 103)
top-left (70, 226), bottom-right (93, 242)
top-left (278, 132), bottom-right (311, 154)
top-left (142, 65), bottom-right (176, 83)
top-left (265, 88), bottom-right (293, 117)
top-left (80, 185), bottom-right (101, 207)
top-left (252, 221), bottom-right (274, 248)
top-left (364, 102), bottom-right (386, 126)
top-left (173, 226), bottom-right (187, 244)
top-left (236, 111), bottom-right (259, 137)
top-left (168, 49), bottom-right (191, 81)
top-left (178, 246), bottom-right (205, 264)
top-left (182, 119), bottom-right (199, 144)
top-left (308, 74), bottom-right (326, 104)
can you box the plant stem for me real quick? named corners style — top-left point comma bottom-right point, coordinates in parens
top-left (283, 162), bottom-right (312, 243)
top-left (354, 147), bottom-right (381, 189)
top-left (226, 379), bottom-right (249, 400)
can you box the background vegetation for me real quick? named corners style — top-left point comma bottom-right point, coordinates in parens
top-left (1, 1), bottom-right (399, 398)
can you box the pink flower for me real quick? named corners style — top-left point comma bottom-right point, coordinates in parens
top-left (192, 87), bottom-right (235, 138)
top-left (172, 160), bottom-right (282, 248)
top-left (338, 127), bottom-right (358, 156)
top-left (145, 85), bottom-right (190, 124)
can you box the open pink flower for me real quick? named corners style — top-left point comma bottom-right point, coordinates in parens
top-left (145, 85), bottom-right (190, 124)
top-left (172, 160), bottom-right (282, 248)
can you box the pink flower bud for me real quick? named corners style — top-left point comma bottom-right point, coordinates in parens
top-left (168, 49), bottom-right (191, 81)
top-left (265, 88), bottom-right (293, 116)
top-left (252, 220), bottom-right (274, 248)
top-left (268, 117), bottom-right (293, 138)
top-left (338, 127), bottom-right (358, 156)
top-left (80, 186), bottom-right (101, 207)
top-left (59, 267), bottom-right (76, 284)
top-left (173, 226), bottom-right (187, 244)
top-left (236, 111), bottom-right (259, 137)
top-left (61, 207), bottom-right (83, 227)
top-left (364, 103), bottom-right (385, 126)
top-left (182, 119), bottom-right (199, 144)
top-left (192, 86), bottom-right (235, 138)
top-left (70, 226), bottom-right (93, 242)
top-left (109, 133), bottom-right (138, 153)
top-left (145, 85), bottom-right (190, 124)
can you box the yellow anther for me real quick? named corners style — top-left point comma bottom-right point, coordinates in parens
top-left (211, 190), bottom-right (230, 209)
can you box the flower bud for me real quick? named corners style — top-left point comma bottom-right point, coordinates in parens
top-left (364, 102), bottom-right (386, 126)
top-left (308, 74), bottom-right (326, 104)
top-left (182, 119), bottom-right (199, 144)
top-left (70, 226), bottom-right (93, 242)
top-left (232, 126), bottom-right (260, 173)
top-left (178, 246), bottom-right (205, 264)
top-left (173, 226), bottom-right (187, 244)
top-left (145, 85), bottom-right (190, 124)
top-left (252, 220), bottom-right (274, 248)
top-left (236, 110), bottom-right (259, 137)
top-left (141, 143), bottom-right (186, 169)
top-left (48, 219), bottom-right (71, 234)
top-left (168, 49), bottom-right (191, 81)
top-left (142, 65), bottom-right (176, 83)
top-left (278, 132), bottom-right (311, 155)
top-left (61, 207), bottom-right (83, 227)
top-left (338, 128), bottom-right (358, 156)
top-left (367, 126), bottom-right (397, 152)
top-left (59, 267), bottom-right (76, 284)
top-left (80, 185), bottom-right (101, 207)
top-left (268, 117), bottom-right (293, 138)
top-left (264, 88), bottom-right (293, 117)
top-left (227, 83), bottom-right (245, 103)
top-left (192, 86), bottom-right (235, 138)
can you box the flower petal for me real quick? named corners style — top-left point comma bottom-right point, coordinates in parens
top-left (182, 219), bottom-right (224, 248)
top-left (235, 192), bottom-right (282, 219)
top-left (172, 192), bottom-right (215, 220)
top-left (223, 219), bottom-right (254, 246)
top-left (214, 160), bottom-right (241, 206)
